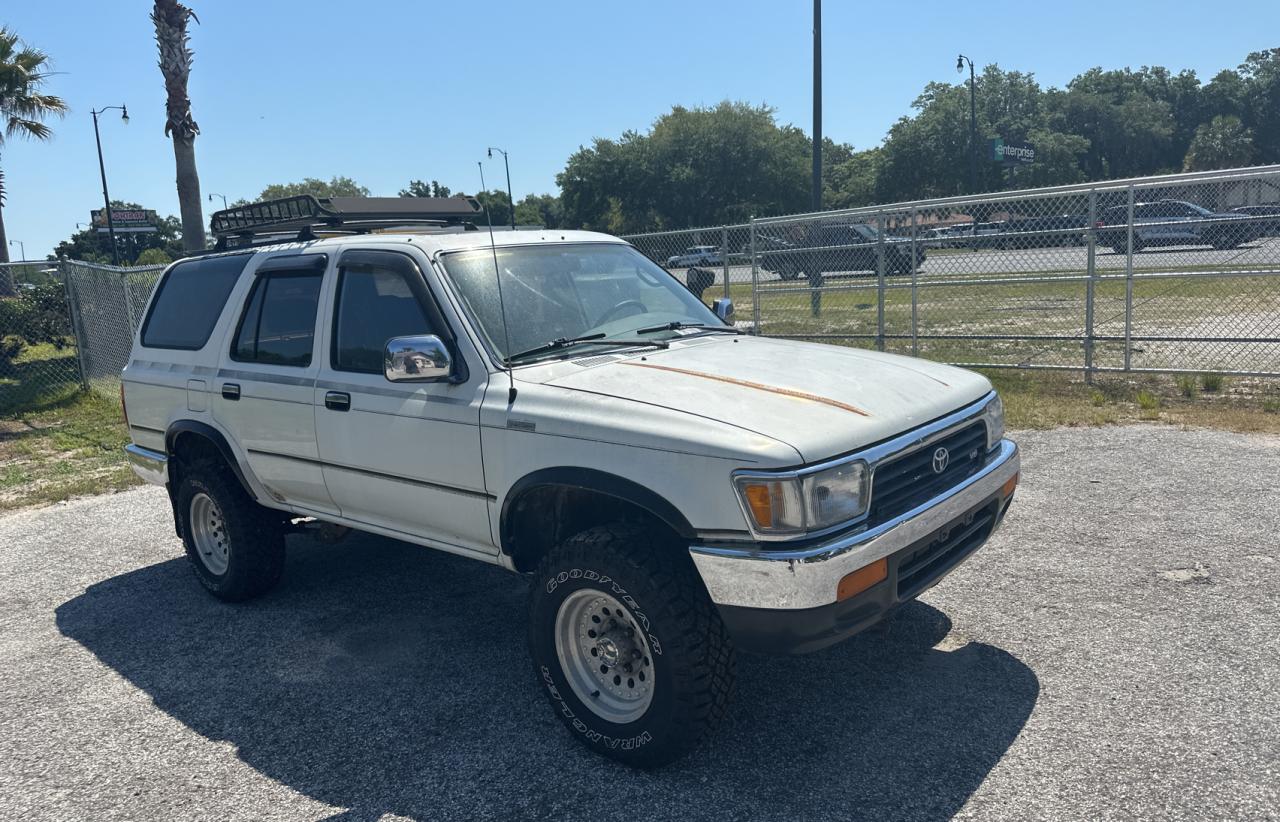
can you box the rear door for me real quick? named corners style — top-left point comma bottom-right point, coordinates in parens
top-left (313, 247), bottom-right (493, 555)
top-left (212, 253), bottom-right (338, 514)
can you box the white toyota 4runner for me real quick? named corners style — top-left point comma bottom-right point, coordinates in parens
top-left (122, 196), bottom-right (1019, 768)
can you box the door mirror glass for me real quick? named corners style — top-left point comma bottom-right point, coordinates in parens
top-left (712, 297), bottom-right (734, 322)
top-left (385, 335), bottom-right (452, 382)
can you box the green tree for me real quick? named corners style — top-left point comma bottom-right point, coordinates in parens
top-left (558, 102), bottom-right (811, 232)
top-left (514, 193), bottom-right (564, 228)
top-left (824, 148), bottom-right (881, 209)
top-left (399, 179), bottom-right (452, 198)
top-left (0, 27), bottom-right (67, 293)
top-left (258, 176), bottom-right (370, 201)
top-left (152, 0), bottom-right (206, 252)
top-left (472, 190), bottom-right (512, 227)
top-left (135, 247), bottom-right (173, 266)
top-left (1183, 115), bottom-right (1255, 171)
top-left (1238, 49), bottom-right (1280, 163)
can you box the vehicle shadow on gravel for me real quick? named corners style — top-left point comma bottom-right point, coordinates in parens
top-left (56, 531), bottom-right (1039, 822)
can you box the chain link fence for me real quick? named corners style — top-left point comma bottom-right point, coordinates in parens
top-left (63, 261), bottom-right (165, 396)
top-left (623, 223), bottom-right (752, 304)
top-left (0, 260), bottom-right (164, 415)
top-left (675, 164), bottom-right (1280, 377)
top-left (5, 164), bottom-right (1278, 418)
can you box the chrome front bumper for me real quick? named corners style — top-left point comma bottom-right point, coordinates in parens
top-left (690, 438), bottom-right (1019, 610)
top-left (124, 443), bottom-right (169, 486)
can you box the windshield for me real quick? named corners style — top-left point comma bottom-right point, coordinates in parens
top-left (440, 243), bottom-right (723, 361)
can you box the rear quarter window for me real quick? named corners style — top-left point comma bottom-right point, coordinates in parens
top-left (140, 254), bottom-right (252, 350)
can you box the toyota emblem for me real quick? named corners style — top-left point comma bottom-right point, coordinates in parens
top-left (932, 447), bottom-right (950, 474)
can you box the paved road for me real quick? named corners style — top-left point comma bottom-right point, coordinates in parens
top-left (660, 237), bottom-right (1280, 287)
top-left (2, 425), bottom-right (1278, 821)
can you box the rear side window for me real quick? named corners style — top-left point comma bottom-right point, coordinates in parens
top-left (332, 257), bottom-right (437, 373)
top-left (140, 254), bottom-right (251, 349)
top-left (231, 271), bottom-right (323, 366)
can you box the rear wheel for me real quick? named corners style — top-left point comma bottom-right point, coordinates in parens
top-left (528, 521), bottom-right (735, 768)
top-left (175, 459), bottom-right (285, 601)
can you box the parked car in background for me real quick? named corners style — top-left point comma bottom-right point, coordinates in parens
top-left (1001, 215), bottom-right (1088, 249)
top-left (758, 222), bottom-right (927, 279)
top-left (1231, 204), bottom-right (1280, 237)
top-left (1097, 199), bottom-right (1260, 252)
top-left (666, 245), bottom-right (723, 268)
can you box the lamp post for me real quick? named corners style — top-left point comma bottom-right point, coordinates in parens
top-left (812, 0), bottom-right (822, 212)
top-left (91, 104), bottom-right (129, 265)
top-left (8, 240), bottom-right (24, 262)
top-left (486, 147), bottom-right (516, 230)
top-left (207, 192), bottom-right (229, 210)
top-left (956, 54), bottom-right (977, 194)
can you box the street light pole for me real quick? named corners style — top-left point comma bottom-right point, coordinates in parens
top-left (207, 193), bottom-right (229, 210)
top-left (812, 0), bottom-right (822, 212)
top-left (8, 240), bottom-right (24, 261)
top-left (487, 147), bottom-right (516, 230)
top-left (956, 55), bottom-right (977, 194)
top-left (91, 104), bottom-right (129, 266)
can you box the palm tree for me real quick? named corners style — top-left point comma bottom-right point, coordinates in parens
top-left (0, 28), bottom-right (67, 293)
top-left (152, 0), bottom-right (205, 251)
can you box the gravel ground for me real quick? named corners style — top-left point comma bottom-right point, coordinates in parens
top-left (1, 425), bottom-right (1277, 822)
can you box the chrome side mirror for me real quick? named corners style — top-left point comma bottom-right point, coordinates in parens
top-left (385, 335), bottom-right (452, 382)
top-left (712, 297), bottom-right (734, 322)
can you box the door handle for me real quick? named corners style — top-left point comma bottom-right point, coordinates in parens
top-left (221, 383), bottom-right (240, 401)
top-left (324, 391), bottom-right (351, 412)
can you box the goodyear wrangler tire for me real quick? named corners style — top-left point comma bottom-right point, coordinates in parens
top-left (175, 458), bottom-right (285, 602)
top-left (528, 521), bottom-right (736, 768)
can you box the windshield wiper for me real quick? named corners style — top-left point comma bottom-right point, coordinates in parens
top-left (634, 321), bottom-right (742, 335)
top-left (505, 333), bottom-right (669, 364)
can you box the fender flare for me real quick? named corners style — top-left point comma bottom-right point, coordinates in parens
top-left (165, 420), bottom-right (258, 502)
top-left (499, 467), bottom-right (696, 551)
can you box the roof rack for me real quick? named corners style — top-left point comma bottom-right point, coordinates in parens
top-left (209, 195), bottom-right (484, 249)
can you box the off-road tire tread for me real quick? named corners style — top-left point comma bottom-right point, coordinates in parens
top-left (531, 521), bottom-right (736, 767)
top-left (177, 457), bottom-right (285, 602)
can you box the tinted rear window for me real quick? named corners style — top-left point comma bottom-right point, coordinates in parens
top-left (140, 254), bottom-right (252, 349)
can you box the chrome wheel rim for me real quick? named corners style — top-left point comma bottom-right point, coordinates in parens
top-left (554, 589), bottom-right (655, 724)
top-left (189, 492), bottom-right (230, 576)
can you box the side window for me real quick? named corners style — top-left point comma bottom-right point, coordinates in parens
top-left (140, 254), bottom-right (251, 349)
top-left (332, 257), bottom-right (437, 373)
top-left (230, 271), bottom-right (323, 366)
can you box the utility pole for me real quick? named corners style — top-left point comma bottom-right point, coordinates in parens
top-left (957, 54), bottom-right (977, 194)
top-left (812, 0), bottom-right (823, 212)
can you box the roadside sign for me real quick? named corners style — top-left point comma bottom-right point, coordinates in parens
top-left (90, 208), bottom-right (159, 233)
top-left (990, 139), bottom-right (1035, 165)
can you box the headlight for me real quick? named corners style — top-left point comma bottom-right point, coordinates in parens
top-left (734, 460), bottom-right (868, 536)
top-left (985, 394), bottom-right (1005, 448)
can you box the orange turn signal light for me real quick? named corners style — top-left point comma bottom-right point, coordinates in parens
top-left (1002, 472), bottom-right (1019, 498)
top-left (837, 558), bottom-right (888, 602)
top-left (743, 483), bottom-right (776, 529)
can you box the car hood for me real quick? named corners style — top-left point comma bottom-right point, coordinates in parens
top-left (534, 335), bottom-right (992, 463)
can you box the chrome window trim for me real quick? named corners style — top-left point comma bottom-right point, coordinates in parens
top-left (730, 390), bottom-right (999, 542)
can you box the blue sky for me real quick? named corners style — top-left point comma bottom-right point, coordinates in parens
top-left (4, 0), bottom-right (1278, 259)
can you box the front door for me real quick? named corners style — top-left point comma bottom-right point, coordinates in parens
top-left (313, 248), bottom-right (494, 555)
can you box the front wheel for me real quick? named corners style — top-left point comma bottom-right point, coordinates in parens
top-left (528, 522), bottom-right (735, 768)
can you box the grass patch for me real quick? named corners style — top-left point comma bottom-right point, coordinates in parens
top-left (1176, 375), bottom-right (1197, 397)
top-left (979, 368), bottom-right (1280, 433)
top-left (1200, 373), bottom-right (1225, 393)
top-left (0, 390), bottom-right (138, 512)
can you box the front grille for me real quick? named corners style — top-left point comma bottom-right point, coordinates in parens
top-left (895, 502), bottom-right (998, 598)
top-left (867, 422), bottom-right (987, 527)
